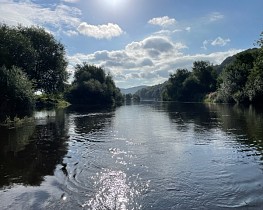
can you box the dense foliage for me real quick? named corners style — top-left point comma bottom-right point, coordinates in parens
top-left (163, 61), bottom-right (217, 102)
top-left (0, 66), bottom-right (35, 114)
top-left (0, 24), bottom-right (68, 93)
top-left (135, 83), bottom-right (166, 100)
top-left (216, 48), bottom-right (260, 103)
top-left (66, 63), bottom-right (124, 106)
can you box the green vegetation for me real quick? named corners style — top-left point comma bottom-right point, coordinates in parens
top-left (163, 61), bottom-right (217, 102)
top-left (135, 83), bottom-right (167, 101)
top-left (0, 66), bottom-right (35, 113)
top-left (35, 94), bottom-right (70, 109)
top-left (0, 24), bottom-right (69, 120)
top-left (216, 48), bottom-right (259, 103)
top-left (0, 115), bottom-right (34, 128)
top-left (65, 63), bottom-right (124, 106)
top-left (0, 25), bottom-right (122, 123)
top-left (0, 24), bottom-right (68, 94)
top-left (124, 93), bottom-right (140, 103)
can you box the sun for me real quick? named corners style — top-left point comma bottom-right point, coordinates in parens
top-left (101, 0), bottom-right (128, 10)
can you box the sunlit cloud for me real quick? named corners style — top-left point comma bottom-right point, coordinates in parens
top-left (77, 22), bottom-right (124, 39)
top-left (0, 0), bottom-right (81, 32)
top-left (148, 16), bottom-right (176, 27)
top-left (211, 37), bottom-right (231, 46)
top-left (63, 0), bottom-right (79, 3)
top-left (67, 34), bottom-right (241, 88)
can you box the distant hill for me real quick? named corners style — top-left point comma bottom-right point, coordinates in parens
top-left (135, 82), bottom-right (167, 100)
top-left (213, 48), bottom-right (259, 74)
top-left (120, 85), bottom-right (148, 95)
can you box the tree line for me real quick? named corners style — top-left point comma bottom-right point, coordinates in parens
top-left (1, 24), bottom-right (262, 119)
top-left (0, 24), bottom-right (123, 118)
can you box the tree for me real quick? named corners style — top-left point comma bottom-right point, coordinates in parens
top-left (245, 32), bottom-right (263, 103)
top-left (217, 63), bottom-right (250, 103)
top-left (164, 69), bottom-right (190, 101)
top-left (0, 66), bottom-right (35, 114)
top-left (0, 25), bottom-right (36, 75)
top-left (0, 25), bottom-right (68, 93)
top-left (19, 26), bottom-right (68, 93)
top-left (192, 61), bottom-right (217, 93)
top-left (216, 48), bottom-right (260, 103)
top-left (66, 63), bottom-right (123, 106)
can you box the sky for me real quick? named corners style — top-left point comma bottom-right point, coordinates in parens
top-left (0, 0), bottom-right (263, 88)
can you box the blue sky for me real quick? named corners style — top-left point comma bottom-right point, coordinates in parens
top-left (1, 0), bottom-right (262, 88)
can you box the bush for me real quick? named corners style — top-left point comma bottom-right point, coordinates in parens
top-left (0, 66), bottom-right (35, 113)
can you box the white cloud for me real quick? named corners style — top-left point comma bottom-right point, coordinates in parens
top-left (148, 16), bottom-right (176, 27)
top-left (63, 30), bottom-right (79, 36)
top-left (0, 1), bottom-right (124, 39)
top-left (208, 12), bottom-right (224, 22)
top-left (202, 37), bottom-right (231, 50)
top-left (202, 40), bottom-right (209, 50)
top-left (67, 35), bottom-right (241, 88)
top-left (77, 22), bottom-right (124, 39)
top-left (211, 37), bottom-right (231, 46)
top-left (63, 0), bottom-right (79, 3)
top-left (185, 27), bottom-right (191, 32)
top-left (0, 0), bottom-right (81, 32)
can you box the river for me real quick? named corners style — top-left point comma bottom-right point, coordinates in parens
top-left (0, 102), bottom-right (263, 209)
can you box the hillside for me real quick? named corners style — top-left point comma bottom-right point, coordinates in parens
top-left (213, 48), bottom-right (259, 74)
top-left (120, 85), bottom-right (148, 94)
top-left (135, 82), bottom-right (167, 100)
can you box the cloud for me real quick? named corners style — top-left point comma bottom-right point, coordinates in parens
top-left (77, 22), bottom-right (124, 39)
top-left (67, 35), bottom-right (241, 88)
top-left (202, 36), bottom-right (231, 49)
top-left (211, 37), bottom-right (231, 46)
top-left (63, 30), bottom-right (79, 36)
top-left (0, 0), bottom-right (123, 40)
top-left (185, 27), bottom-right (191, 32)
top-left (148, 16), bottom-right (176, 27)
top-left (0, 0), bottom-right (81, 32)
top-left (208, 12), bottom-right (224, 22)
top-left (63, 0), bottom-right (79, 3)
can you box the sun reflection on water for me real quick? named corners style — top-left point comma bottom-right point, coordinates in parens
top-left (82, 169), bottom-right (146, 210)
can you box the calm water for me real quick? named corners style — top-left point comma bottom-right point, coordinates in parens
top-left (1, 102), bottom-right (263, 209)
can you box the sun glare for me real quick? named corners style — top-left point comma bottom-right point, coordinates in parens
top-left (101, 0), bottom-right (129, 10)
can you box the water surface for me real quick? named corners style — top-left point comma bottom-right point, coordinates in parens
top-left (0, 102), bottom-right (263, 209)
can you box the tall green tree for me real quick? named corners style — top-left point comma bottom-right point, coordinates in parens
top-left (19, 26), bottom-right (68, 93)
top-left (216, 48), bottom-right (260, 103)
top-left (245, 32), bottom-right (263, 103)
top-left (164, 69), bottom-right (190, 101)
top-left (0, 25), bottom-right (36, 75)
top-left (66, 63), bottom-right (123, 106)
top-left (163, 61), bottom-right (217, 102)
top-left (192, 61), bottom-right (217, 93)
top-left (0, 25), bottom-right (68, 93)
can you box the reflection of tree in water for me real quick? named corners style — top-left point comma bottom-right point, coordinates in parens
top-left (163, 102), bottom-right (219, 131)
top-left (164, 102), bottom-right (263, 158)
top-left (70, 106), bottom-right (115, 135)
top-left (212, 104), bottom-right (263, 158)
top-left (0, 109), bottom-right (69, 187)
